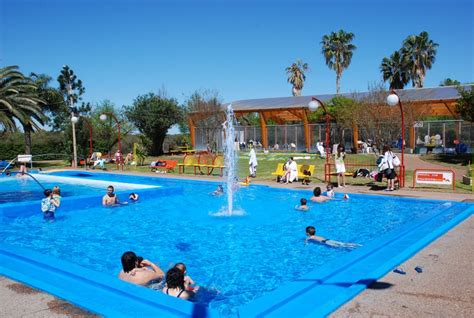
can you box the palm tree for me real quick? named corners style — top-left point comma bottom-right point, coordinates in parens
top-left (285, 60), bottom-right (309, 96)
top-left (402, 31), bottom-right (439, 88)
top-left (380, 50), bottom-right (410, 89)
top-left (321, 30), bottom-right (357, 94)
top-left (0, 65), bottom-right (46, 154)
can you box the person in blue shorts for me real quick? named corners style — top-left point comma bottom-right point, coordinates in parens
top-left (41, 189), bottom-right (59, 221)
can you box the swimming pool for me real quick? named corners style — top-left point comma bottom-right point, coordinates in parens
top-left (0, 171), bottom-right (472, 317)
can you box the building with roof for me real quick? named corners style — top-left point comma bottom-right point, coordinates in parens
top-left (187, 85), bottom-right (473, 152)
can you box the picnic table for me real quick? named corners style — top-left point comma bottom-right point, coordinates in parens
top-left (169, 146), bottom-right (196, 155)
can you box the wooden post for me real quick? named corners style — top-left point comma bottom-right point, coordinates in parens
top-left (352, 123), bottom-right (358, 154)
top-left (259, 112), bottom-right (268, 149)
top-left (303, 110), bottom-right (311, 152)
top-left (409, 126), bottom-right (415, 150)
top-left (188, 117), bottom-right (196, 149)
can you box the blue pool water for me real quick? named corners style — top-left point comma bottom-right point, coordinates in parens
top-left (0, 171), bottom-right (471, 316)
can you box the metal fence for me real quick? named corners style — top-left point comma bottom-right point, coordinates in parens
top-left (193, 120), bottom-right (473, 153)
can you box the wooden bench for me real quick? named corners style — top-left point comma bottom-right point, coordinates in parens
top-left (200, 155), bottom-right (225, 176)
top-left (170, 146), bottom-right (196, 155)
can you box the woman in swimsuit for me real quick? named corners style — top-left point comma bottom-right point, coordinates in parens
top-left (162, 267), bottom-right (194, 300)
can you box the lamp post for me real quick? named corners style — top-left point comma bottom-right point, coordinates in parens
top-left (100, 112), bottom-right (122, 170)
top-left (308, 97), bottom-right (330, 182)
top-left (387, 90), bottom-right (405, 187)
top-left (67, 84), bottom-right (78, 169)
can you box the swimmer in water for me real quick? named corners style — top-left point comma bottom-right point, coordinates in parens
top-left (211, 185), bottom-right (224, 196)
top-left (295, 198), bottom-right (310, 211)
top-left (305, 226), bottom-right (361, 249)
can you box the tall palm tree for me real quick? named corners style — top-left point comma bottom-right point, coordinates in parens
top-left (380, 50), bottom-right (410, 89)
top-left (0, 65), bottom-right (46, 154)
top-left (321, 30), bottom-right (357, 94)
top-left (402, 31), bottom-right (439, 88)
top-left (285, 60), bottom-right (309, 96)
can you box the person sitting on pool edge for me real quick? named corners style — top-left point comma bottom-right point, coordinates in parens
top-left (118, 251), bottom-right (164, 286)
top-left (162, 267), bottom-right (194, 300)
top-left (102, 185), bottom-right (127, 206)
top-left (295, 198), bottom-right (310, 211)
top-left (305, 226), bottom-right (361, 248)
top-left (310, 187), bottom-right (330, 203)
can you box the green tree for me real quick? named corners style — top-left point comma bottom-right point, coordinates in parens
top-left (455, 86), bottom-right (474, 122)
top-left (380, 50), bottom-right (410, 89)
top-left (90, 100), bottom-right (134, 156)
top-left (440, 78), bottom-right (461, 86)
top-left (0, 65), bottom-right (46, 154)
top-left (56, 65), bottom-right (90, 131)
top-left (402, 31), bottom-right (439, 88)
top-left (285, 60), bottom-right (309, 96)
top-left (30, 73), bottom-right (66, 122)
top-left (321, 30), bottom-right (357, 94)
top-left (180, 90), bottom-right (224, 151)
top-left (125, 93), bottom-right (183, 155)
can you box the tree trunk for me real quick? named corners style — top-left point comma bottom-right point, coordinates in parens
top-left (151, 132), bottom-right (166, 156)
top-left (336, 72), bottom-right (341, 94)
top-left (292, 87), bottom-right (301, 96)
top-left (23, 123), bottom-right (33, 155)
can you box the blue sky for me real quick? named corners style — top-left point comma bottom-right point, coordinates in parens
top-left (1, 0), bottom-right (473, 109)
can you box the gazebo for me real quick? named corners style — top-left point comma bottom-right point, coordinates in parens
top-left (187, 85), bottom-right (471, 152)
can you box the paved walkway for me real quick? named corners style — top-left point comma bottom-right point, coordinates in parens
top-left (332, 216), bottom-right (473, 318)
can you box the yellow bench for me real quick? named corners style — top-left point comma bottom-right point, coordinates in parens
top-left (200, 155), bottom-right (225, 176)
top-left (297, 164), bottom-right (315, 179)
top-left (178, 155), bottom-right (199, 174)
top-left (271, 163), bottom-right (285, 177)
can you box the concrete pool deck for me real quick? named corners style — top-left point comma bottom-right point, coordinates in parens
top-left (0, 171), bottom-right (472, 317)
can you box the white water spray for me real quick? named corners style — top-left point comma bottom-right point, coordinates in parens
top-left (223, 104), bottom-right (238, 216)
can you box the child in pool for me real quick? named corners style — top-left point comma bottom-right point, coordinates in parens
top-left (174, 262), bottom-right (199, 292)
top-left (295, 198), bottom-right (310, 211)
top-left (305, 226), bottom-right (361, 248)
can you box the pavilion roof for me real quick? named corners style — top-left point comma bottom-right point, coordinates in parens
top-left (226, 85), bottom-right (472, 112)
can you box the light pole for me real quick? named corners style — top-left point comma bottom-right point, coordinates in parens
top-left (308, 97), bottom-right (331, 182)
top-left (100, 112), bottom-right (122, 170)
top-left (387, 90), bottom-right (405, 188)
top-left (67, 84), bottom-right (78, 169)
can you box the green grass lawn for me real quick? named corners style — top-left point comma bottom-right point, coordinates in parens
top-left (27, 152), bottom-right (472, 192)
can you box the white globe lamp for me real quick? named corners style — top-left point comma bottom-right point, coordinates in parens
top-left (308, 99), bottom-right (321, 111)
top-left (387, 93), bottom-right (399, 106)
top-left (99, 114), bottom-right (107, 121)
top-left (71, 116), bottom-right (79, 124)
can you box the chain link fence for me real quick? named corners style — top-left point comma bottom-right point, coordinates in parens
top-left (193, 120), bottom-right (472, 153)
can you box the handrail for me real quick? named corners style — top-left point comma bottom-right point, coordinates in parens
top-left (1, 157), bottom-right (17, 174)
top-left (22, 172), bottom-right (46, 191)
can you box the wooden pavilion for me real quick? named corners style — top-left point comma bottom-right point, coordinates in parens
top-left (187, 85), bottom-right (471, 152)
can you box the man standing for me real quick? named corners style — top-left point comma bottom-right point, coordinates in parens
top-left (249, 143), bottom-right (258, 178)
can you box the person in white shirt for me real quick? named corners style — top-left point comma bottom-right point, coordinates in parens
top-left (281, 157), bottom-right (298, 183)
top-left (249, 143), bottom-right (258, 177)
top-left (383, 144), bottom-right (396, 191)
